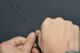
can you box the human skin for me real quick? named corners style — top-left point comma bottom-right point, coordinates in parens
top-left (37, 17), bottom-right (79, 53)
top-left (0, 32), bottom-right (40, 53)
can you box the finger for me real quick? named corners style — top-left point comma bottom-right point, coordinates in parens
top-left (36, 30), bottom-right (40, 36)
top-left (36, 30), bottom-right (41, 41)
top-left (36, 30), bottom-right (42, 48)
top-left (69, 24), bottom-right (76, 51)
top-left (22, 32), bottom-right (36, 53)
top-left (41, 17), bottom-right (53, 31)
top-left (66, 21), bottom-right (79, 51)
top-left (73, 25), bottom-right (79, 51)
top-left (6, 36), bottom-right (26, 46)
top-left (65, 21), bottom-right (74, 51)
top-left (41, 17), bottom-right (53, 26)
top-left (32, 48), bottom-right (40, 53)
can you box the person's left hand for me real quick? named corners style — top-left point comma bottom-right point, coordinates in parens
top-left (0, 32), bottom-right (40, 53)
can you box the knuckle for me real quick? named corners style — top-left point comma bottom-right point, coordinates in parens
top-left (66, 20), bottom-right (73, 24)
top-left (46, 17), bottom-right (52, 20)
top-left (44, 17), bottom-right (52, 22)
top-left (0, 41), bottom-right (8, 48)
top-left (15, 36), bottom-right (25, 39)
top-left (53, 17), bottom-right (65, 23)
top-left (18, 36), bottom-right (25, 39)
top-left (42, 17), bottom-right (52, 27)
top-left (1, 42), bottom-right (7, 46)
top-left (16, 36), bottom-right (22, 38)
top-left (74, 25), bottom-right (79, 29)
top-left (10, 36), bottom-right (23, 41)
top-left (55, 17), bottom-right (64, 21)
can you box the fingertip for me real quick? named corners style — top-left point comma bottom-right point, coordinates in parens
top-left (30, 32), bottom-right (36, 35)
top-left (22, 32), bottom-right (37, 53)
top-left (28, 32), bottom-right (36, 38)
top-left (36, 30), bottom-right (40, 36)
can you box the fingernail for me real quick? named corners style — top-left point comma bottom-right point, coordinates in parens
top-left (36, 30), bottom-right (40, 35)
top-left (30, 32), bottom-right (35, 38)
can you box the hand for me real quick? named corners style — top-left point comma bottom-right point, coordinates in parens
top-left (0, 32), bottom-right (40, 53)
top-left (37, 17), bottom-right (79, 53)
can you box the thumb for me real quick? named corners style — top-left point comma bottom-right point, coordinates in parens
top-left (22, 32), bottom-right (36, 53)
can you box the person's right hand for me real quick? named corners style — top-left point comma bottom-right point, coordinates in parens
top-left (0, 32), bottom-right (40, 53)
top-left (37, 17), bottom-right (79, 53)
